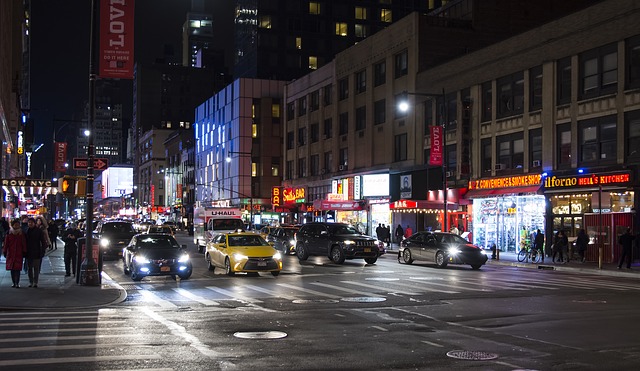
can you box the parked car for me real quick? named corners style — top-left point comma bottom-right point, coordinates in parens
top-left (398, 231), bottom-right (489, 270)
top-left (205, 231), bottom-right (282, 276)
top-left (265, 226), bottom-right (301, 255)
top-left (94, 221), bottom-right (137, 259)
top-left (122, 234), bottom-right (192, 281)
top-left (295, 222), bottom-right (379, 264)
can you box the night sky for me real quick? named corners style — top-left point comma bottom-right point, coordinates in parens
top-left (29, 0), bottom-right (235, 178)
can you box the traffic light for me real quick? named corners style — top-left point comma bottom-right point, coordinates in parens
top-left (59, 176), bottom-right (76, 197)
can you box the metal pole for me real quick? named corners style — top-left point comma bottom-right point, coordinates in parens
top-left (80, 0), bottom-right (100, 286)
top-left (442, 88), bottom-right (447, 233)
top-left (598, 184), bottom-right (603, 269)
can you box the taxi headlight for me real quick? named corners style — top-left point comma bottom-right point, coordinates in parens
top-left (178, 254), bottom-right (190, 263)
top-left (100, 238), bottom-right (110, 247)
top-left (232, 253), bottom-right (248, 261)
top-left (448, 247), bottom-right (461, 255)
top-left (272, 252), bottom-right (282, 260)
top-left (134, 255), bottom-right (151, 264)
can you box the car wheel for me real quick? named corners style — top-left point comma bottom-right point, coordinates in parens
top-left (179, 271), bottom-right (192, 280)
top-left (206, 254), bottom-right (215, 272)
top-left (402, 249), bottom-right (414, 264)
top-left (364, 257), bottom-right (377, 265)
top-left (123, 262), bottom-right (130, 275)
top-left (271, 271), bottom-right (280, 277)
top-left (296, 244), bottom-right (309, 261)
top-left (330, 246), bottom-right (345, 264)
top-left (170, 274), bottom-right (177, 281)
top-left (131, 270), bottom-right (143, 282)
top-left (470, 264), bottom-right (482, 270)
top-left (435, 251), bottom-right (448, 268)
top-left (225, 258), bottom-right (235, 276)
top-left (197, 245), bottom-right (203, 254)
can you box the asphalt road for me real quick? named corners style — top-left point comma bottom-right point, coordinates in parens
top-left (1, 233), bottom-right (639, 370)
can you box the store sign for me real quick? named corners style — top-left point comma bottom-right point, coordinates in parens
top-left (354, 176), bottom-right (361, 200)
top-left (271, 186), bottom-right (282, 207)
top-left (390, 200), bottom-right (418, 209)
top-left (362, 174), bottom-right (389, 197)
top-left (17, 131), bottom-right (24, 155)
top-left (469, 174), bottom-right (542, 190)
top-left (328, 193), bottom-right (345, 201)
top-left (429, 125), bottom-right (443, 166)
top-left (544, 171), bottom-right (631, 189)
top-left (282, 187), bottom-right (306, 203)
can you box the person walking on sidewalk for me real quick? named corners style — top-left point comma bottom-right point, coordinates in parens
top-left (48, 219), bottom-right (59, 250)
top-left (25, 217), bottom-right (48, 288)
top-left (576, 228), bottom-right (589, 263)
top-left (618, 228), bottom-right (635, 270)
top-left (553, 230), bottom-right (568, 263)
top-left (395, 224), bottom-right (404, 245)
top-left (62, 223), bottom-right (82, 277)
top-left (3, 219), bottom-right (27, 288)
top-left (533, 229), bottom-right (545, 263)
top-left (36, 216), bottom-right (52, 250)
top-left (404, 225), bottom-right (413, 239)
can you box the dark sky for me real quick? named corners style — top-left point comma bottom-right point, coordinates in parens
top-left (29, 0), bottom-right (235, 177)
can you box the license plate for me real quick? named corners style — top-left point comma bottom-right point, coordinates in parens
top-left (258, 261), bottom-right (267, 267)
top-left (160, 266), bottom-right (170, 272)
top-left (364, 248), bottom-right (371, 252)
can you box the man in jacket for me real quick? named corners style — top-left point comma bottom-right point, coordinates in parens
top-left (25, 217), bottom-right (48, 288)
top-left (62, 223), bottom-right (82, 277)
top-left (618, 228), bottom-right (635, 270)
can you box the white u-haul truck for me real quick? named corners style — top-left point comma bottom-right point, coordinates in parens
top-left (193, 207), bottom-right (244, 253)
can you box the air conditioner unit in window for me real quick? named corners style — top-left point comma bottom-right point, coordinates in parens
top-left (339, 165), bottom-right (347, 171)
top-left (320, 168), bottom-right (326, 174)
top-left (532, 160), bottom-right (541, 167)
top-left (495, 164), bottom-right (505, 171)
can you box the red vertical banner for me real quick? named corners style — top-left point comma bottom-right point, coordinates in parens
top-left (177, 183), bottom-right (183, 200)
top-left (99, 0), bottom-right (135, 79)
top-left (430, 125), bottom-right (443, 166)
top-left (54, 142), bottom-right (67, 172)
top-left (150, 185), bottom-right (155, 207)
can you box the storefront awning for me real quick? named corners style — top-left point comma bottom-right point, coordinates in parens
top-left (390, 199), bottom-right (458, 211)
top-left (313, 200), bottom-right (365, 211)
top-left (465, 185), bottom-right (542, 199)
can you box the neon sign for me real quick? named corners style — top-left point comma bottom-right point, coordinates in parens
top-left (544, 172), bottom-right (631, 189)
top-left (469, 174), bottom-right (541, 190)
top-left (271, 187), bottom-right (282, 207)
top-left (282, 187), bottom-right (306, 203)
top-left (390, 200), bottom-right (417, 209)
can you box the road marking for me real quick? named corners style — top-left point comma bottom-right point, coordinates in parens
top-left (310, 282), bottom-right (382, 297)
top-left (0, 354), bottom-right (162, 367)
top-left (172, 288), bottom-right (219, 306)
top-left (0, 327), bottom-right (134, 335)
top-left (0, 334), bottom-right (140, 343)
top-left (206, 286), bottom-right (264, 303)
top-left (407, 279), bottom-right (491, 292)
top-left (0, 320), bottom-right (126, 327)
top-left (242, 284), bottom-right (300, 301)
top-left (0, 342), bottom-right (169, 353)
top-left (276, 283), bottom-right (342, 299)
top-left (340, 280), bottom-right (420, 295)
top-left (421, 340), bottom-right (444, 347)
top-left (139, 290), bottom-right (179, 309)
top-left (371, 326), bottom-right (388, 332)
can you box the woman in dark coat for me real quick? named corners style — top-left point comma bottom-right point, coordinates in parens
top-left (575, 228), bottom-right (589, 262)
top-left (3, 219), bottom-right (27, 288)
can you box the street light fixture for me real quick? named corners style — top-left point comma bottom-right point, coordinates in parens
top-left (398, 89), bottom-right (449, 232)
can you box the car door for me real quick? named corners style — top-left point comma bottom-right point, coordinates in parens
top-left (210, 234), bottom-right (226, 268)
top-left (423, 233), bottom-right (439, 262)
top-left (313, 224), bottom-right (332, 255)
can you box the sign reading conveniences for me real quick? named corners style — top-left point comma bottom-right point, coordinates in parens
top-left (468, 174), bottom-right (542, 190)
top-left (543, 171), bottom-right (632, 190)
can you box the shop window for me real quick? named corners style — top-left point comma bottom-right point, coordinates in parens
top-left (339, 112), bottom-right (348, 135)
top-left (627, 35), bottom-right (640, 89)
top-left (529, 65), bottom-right (543, 111)
top-left (323, 84), bottom-right (332, 106)
top-left (323, 118), bottom-right (333, 138)
top-left (338, 78), bottom-right (348, 100)
top-left (394, 50), bottom-right (408, 78)
top-left (481, 81), bottom-right (492, 122)
top-left (374, 61), bottom-right (386, 87)
top-left (557, 123), bottom-right (571, 168)
top-left (497, 72), bottom-right (524, 118)
top-left (529, 128), bottom-right (542, 168)
top-left (355, 106), bottom-right (366, 131)
top-left (355, 70), bottom-right (366, 94)
top-left (579, 43), bottom-right (617, 100)
top-left (578, 114), bottom-right (616, 165)
top-left (481, 138), bottom-right (492, 174)
top-left (626, 110), bottom-right (640, 160)
top-left (551, 194), bottom-right (591, 237)
top-left (496, 132), bottom-right (524, 172)
top-left (374, 99), bottom-right (386, 125)
top-left (394, 134), bottom-right (407, 162)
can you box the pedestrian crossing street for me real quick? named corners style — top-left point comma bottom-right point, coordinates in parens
top-left (118, 269), bottom-right (640, 309)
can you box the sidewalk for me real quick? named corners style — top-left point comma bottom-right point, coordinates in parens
top-left (0, 238), bottom-right (127, 310)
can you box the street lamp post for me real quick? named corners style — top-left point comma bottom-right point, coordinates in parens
top-left (399, 89), bottom-right (449, 232)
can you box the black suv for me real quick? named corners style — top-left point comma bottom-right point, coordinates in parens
top-left (295, 222), bottom-right (378, 264)
top-left (93, 221), bottom-right (137, 260)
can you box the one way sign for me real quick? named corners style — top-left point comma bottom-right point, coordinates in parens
top-left (73, 158), bottom-right (109, 170)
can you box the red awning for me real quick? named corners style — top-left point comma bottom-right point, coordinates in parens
top-left (465, 185), bottom-right (542, 199)
top-left (313, 200), bottom-right (364, 211)
top-left (390, 199), bottom-right (458, 211)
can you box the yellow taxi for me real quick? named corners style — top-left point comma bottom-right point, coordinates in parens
top-left (257, 225), bottom-right (275, 239)
top-left (205, 231), bottom-right (283, 276)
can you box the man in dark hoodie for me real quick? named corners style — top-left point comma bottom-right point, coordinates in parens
top-left (25, 217), bottom-right (48, 288)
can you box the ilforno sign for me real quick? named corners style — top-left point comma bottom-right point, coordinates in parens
top-left (543, 171), bottom-right (632, 190)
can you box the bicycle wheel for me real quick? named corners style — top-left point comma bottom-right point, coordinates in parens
top-left (517, 249), bottom-right (527, 262)
top-left (531, 250), bottom-right (542, 263)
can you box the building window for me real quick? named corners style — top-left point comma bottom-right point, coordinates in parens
top-left (296, 37), bottom-right (302, 49)
top-left (335, 22), bottom-right (348, 36)
top-left (271, 158), bottom-right (279, 176)
top-left (339, 147), bottom-right (348, 166)
top-left (394, 134), bottom-right (407, 162)
top-left (298, 157), bottom-right (307, 178)
top-left (557, 123), bottom-right (572, 168)
top-left (286, 131), bottom-right (294, 150)
top-left (355, 24), bottom-right (369, 38)
top-left (338, 78), bottom-right (348, 100)
top-left (252, 124), bottom-right (258, 138)
top-left (579, 43), bottom-right (617, 99)
top-left (323, 84), bottom-right (332, 106)
top-left (286, 160), bottom-right (294, 180)
top-left (310, 123), bottom-right (320, 143)
top-left (627, 35), bottom-right (640, 89)
top-left (496, 132), bottom-right (524, 171)
top-left (309, 56), bottom-right (318, 70)
top-left (446, 144), bottom-right (457, 175)
top-left (259, 15), bottom-right (272, 29)
top-left (355, 70), bottom-right (366, 94)
top-left (557, 57), bottom-right (572, 105)
top-left (626, 110), bottom-right (640, 160)
top-left (251, 162), bottom-right (257, 177)
top-left (339, 112), bottom-right (348, 135)
top-left (310, 90), bottom-right (320, 111)
top-left (355, 6), bottom-right (367, 19)
top-left (394, 50), bottom-right (408, 78)
top-left (324, 118), bottom-right (333, 139)
top-left (272, 103), bottom-right (280, 118)
top-left (380, 9), bottom-right (392, 23)
top-left (298, 127), bottom-right (307, 146)
top-left (309, 2), bottom-right (320, 15)
top-left (497, 72), bottom-right (524, 118)
top-left (481, 81), bottom-right (492, 122)
top-left (374, 61), bottom-right (386, 86)
top-left (529, 65), bottom-right (543, 111)
top-left (286, 102), bottom-right (295, 121)
top-left (355, 106), bottom-right (366, 131)
top-left (324, 151), bottom-right (332, 172)
top-left (481, 138), bottom-right (492, 174)
top-left (530, 128), bottom-right (542, 168)
top-left (374, 99), bottom-right (386, 125)
top-left (298, 97), bottom-right (307, 116)
top-left (579, 114), bottom-right (617, 165)
top-left (310, 154), bottom-right (320, 176)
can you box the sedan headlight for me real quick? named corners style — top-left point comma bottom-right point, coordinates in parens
top-left (134, 255), bottom-right (151, 264)
top-left (343, 240), bottom-right (356, 245)
top-left (100, 238), bottom-right (110, 247)
top-left (178, 254), bottom-right (190, 263)
top-left (232, 253), bottom-right (248, 261)
top-left (448, 247), bottom-right (461, 255)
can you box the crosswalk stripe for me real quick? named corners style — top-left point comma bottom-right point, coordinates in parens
top-left (0, 334), bottom-right (140, 343)
top-left (139, 290), bottom-right (179, 309)
top-left (242, 284), bottom-right (300, 301)
top-left (0, 327), bottom-right (134, 335)
top-left (0, 354), bottom-right (162, 367)
top-left (0, 320), bottom-right (126, 327)
top-left (407, 279), bottom-right (492, 292)
top-left (343, 280), bottom-right (457, 294)
top-left (276, 283), bottom-right (342, 299)
top-left (172, 288), bottom-right (219, 306)
top-left (454, 277), bottom-right (550, 291)
top-left (311, 282), bottom-right (382, 297)
top-left (0, 342), bottom-right (168, 353)
top-left (206, 286), bottom-right (264, 303)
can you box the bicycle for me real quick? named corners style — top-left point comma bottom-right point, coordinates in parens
top-left (517, 245), bottom-right (542, 263)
